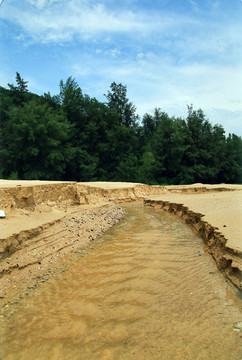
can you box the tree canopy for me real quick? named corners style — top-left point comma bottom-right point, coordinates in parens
top-left (0, 73), bottom-right (241, 184)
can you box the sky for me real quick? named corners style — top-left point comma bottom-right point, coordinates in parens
top-left (0, 0), bottom-right (241, 135)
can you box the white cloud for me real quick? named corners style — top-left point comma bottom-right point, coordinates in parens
top-left (1, 0), bottom-right (241, 135)
top-left (26, 0), bottom-right (59, 9)
top-left (0, 0), bottom-right (198, 45)
top-left (71, 54), bottom-right (242, 134)
top-left (27, 0), bottom-right (49, 9)
top-left (0, 1), bottom-right (155, 43)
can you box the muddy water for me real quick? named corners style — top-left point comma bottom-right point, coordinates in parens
top-left (0, 203), bottom-right (241, 360)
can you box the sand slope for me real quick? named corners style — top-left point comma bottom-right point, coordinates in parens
top-left (0, 180), bottom-right (241, 305)
top-left (144, 189), bottom-right (242, 289)
top-left (145, 191), bottom-right (242, 252)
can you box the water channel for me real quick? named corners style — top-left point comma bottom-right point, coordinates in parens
top-left (0, 203), bottom-right (241, 359)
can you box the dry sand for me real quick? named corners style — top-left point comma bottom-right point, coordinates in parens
top-left (0, 180), bottom-right (241, 305)
top-left (145, 190), bottom-right (242, 252)
top-left (144, 186), bottom-right (242, 289)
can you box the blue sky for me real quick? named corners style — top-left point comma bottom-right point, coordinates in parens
top-left (0, 0), bottom-right (241, 135)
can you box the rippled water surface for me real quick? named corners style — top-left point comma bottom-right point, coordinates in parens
top-left (0, 203), bottom-right (241, 360)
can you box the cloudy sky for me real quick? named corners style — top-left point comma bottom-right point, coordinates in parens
top-left (0, 0), bottom-right (241, 135)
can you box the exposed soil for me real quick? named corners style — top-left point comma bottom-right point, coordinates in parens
top-left (0, 180), bottom-right (241, 307)
top-left (144, 191), bottom-right (242, 290)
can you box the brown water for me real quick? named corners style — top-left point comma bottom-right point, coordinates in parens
top-left (0, 203), bottom-right (241, 360)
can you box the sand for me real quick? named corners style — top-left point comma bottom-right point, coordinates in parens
top-left (144, 187), bottom-right (242, 289)
top-left (0, 180), bottom-right (241, 305)
top-left (145, 191), bottom-right (242, 252)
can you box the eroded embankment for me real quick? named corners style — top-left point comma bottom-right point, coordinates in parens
top-left (0, 182), bottom-right (164, 259)
top-left (0, 180), bottom-right (237, 213)
top-left (0, 181), bottom-right (241, 305)
top-left (144, 198), bottom-right (242, 290)
top-left (0, 182), bottom-right (80, 213)
top-left (77, 182), bottom-right (238, 204)
top-left (0, 202), bottom-right (125, 306)
top-left (77, 183), bottom-right (168, 204)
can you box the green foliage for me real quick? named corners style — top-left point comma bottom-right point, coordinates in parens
top-left (7, 72), bottom-right (30, 106)
top-left (8, 171), bottom-right (19, 180)
top-left (8, 72), bottom-right (29, 93)
top-left (104, 82), bottom-right (139, 127)
top-left (138, 147), bottom-right (157, 184)
top-left (0, 73), bottom-right (241, 184)
top-left (0, 97), bottom-right (73, 179)
top-left (223, 134), bottom-right (242, 183)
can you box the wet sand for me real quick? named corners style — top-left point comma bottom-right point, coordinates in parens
top-left (0, 180), bottom-right (241, 304)
top-left (1, 203), bottom-right (241, 360)
top-left (144, 188), bottom-right (242, 289)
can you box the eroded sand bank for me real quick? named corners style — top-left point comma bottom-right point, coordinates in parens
top-left (144, 189), bottom-right (242, 289)
top-left (0, 180), bottom-right (241, 306)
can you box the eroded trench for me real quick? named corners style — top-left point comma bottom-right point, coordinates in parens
top-left (0, 202), bottom-right (241, 360)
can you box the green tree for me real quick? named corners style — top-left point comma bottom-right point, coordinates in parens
top-left (206, 124), bottom-right (227, 183)
top-left (149, 110), bottom-right (186, 184)
top-left (142, 113), bottom-right (157, 140)
top-left (7, 72), bottom-right (29, 105)
top-left (138, 146), bottom-right (157, 184)
top-left (1, 73), bottom-right (241, 185)
top-left (0, 98), bottom-right (73, 179)
top-left (223, 134), bottom-right (242, 183)
top-left (8, 72), bottom-right (29, 93)
top-left (116, 154), bottom-right (138, 182)
top-left (59, 77), bottom-right (83, 114)
top-left (105, 82), bottom-right (138, 127)
top-left (181, 105), bottom-right (213, 183)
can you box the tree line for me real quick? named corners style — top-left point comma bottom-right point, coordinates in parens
top-left (0, 72), bottom-right (241, 184)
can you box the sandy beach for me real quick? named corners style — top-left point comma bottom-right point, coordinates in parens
top-left (0, 180), bottom-right (241, 306)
